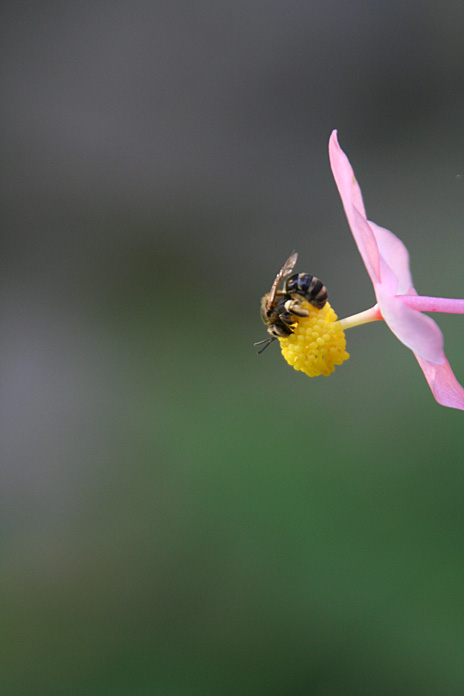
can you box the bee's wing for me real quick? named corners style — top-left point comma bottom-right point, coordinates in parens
top-left (267, 251), bottom-right (298, 306)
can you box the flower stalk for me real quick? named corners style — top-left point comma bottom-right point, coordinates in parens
top-left (400, 296), bottom-right (464, 314)
top-left (340, 296), bottom-right (464, 332)
top-left (339, 305), bottom-right (382, 331)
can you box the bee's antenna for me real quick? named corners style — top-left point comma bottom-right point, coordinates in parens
top-left (254, 336), bottom-right (277, 354)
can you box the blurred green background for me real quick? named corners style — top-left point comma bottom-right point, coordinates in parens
top-left (1, 2), bottom-right (464, 695)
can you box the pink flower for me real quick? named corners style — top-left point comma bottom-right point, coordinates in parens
top-left (329, 130), bottom-right (464, 410)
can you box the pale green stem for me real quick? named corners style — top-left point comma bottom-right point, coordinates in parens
top-left (339, 304), bottom-right (382, 331)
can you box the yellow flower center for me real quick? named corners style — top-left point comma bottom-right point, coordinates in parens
top-left (278, 301), bottom-right (349, 377)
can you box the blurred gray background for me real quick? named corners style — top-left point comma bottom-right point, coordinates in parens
top-left (1, 2), bottom-right (464, 695)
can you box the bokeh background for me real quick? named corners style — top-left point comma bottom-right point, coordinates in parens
top-left (2, 2), bottom-right (464, 695)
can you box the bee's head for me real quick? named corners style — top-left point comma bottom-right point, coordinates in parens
top-left (260, 294), bottom-right (272, 324)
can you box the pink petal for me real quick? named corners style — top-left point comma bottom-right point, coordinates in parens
top-left (368, 222), bottom-right (415, 295)
top-left (329, 131), bottom-right (381, 285)
top-left (375, 283), bottom-right (445, 363)
top-left (415, 354), bottom-right (464, 410)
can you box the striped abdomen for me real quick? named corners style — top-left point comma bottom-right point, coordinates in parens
top-left (284, 273), bottom-right (328, 310)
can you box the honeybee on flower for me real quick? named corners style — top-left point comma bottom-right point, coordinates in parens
top-left (256, 131), bottom-right (464, 411)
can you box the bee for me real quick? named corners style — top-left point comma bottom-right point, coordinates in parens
top-left (254, 251), bottom-right (328, 354)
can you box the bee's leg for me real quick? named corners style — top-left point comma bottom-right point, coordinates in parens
top-left (284, 299), bottom-right (309, 317)
top-left (278, 311), bottom-right (298, 332)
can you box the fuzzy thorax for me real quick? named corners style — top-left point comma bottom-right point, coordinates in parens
top-left (278, 301), bottom-right (349, 377)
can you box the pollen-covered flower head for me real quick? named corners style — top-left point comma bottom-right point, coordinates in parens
top-left (278, 301), bottom-right (349, 377)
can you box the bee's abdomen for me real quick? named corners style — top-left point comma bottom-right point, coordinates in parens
top-left (286, 273), bottom-right (328, 309)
